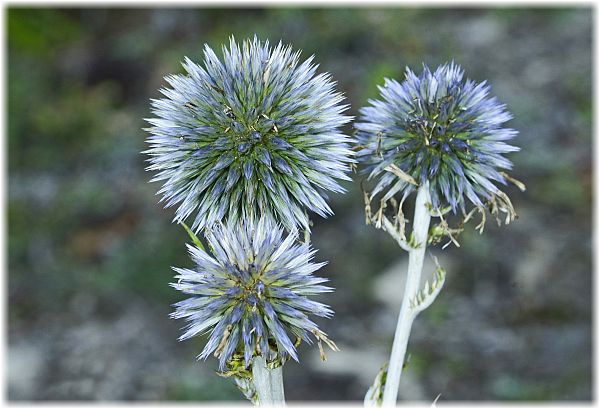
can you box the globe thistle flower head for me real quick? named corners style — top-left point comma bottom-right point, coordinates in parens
top-left (170, 217), bottom-right (335, 370)
top-left (145, 36), bottom-right (354, 232)
top-left (355, 62), bottom-right (519, 213)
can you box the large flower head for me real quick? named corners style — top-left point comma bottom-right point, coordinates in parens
top-left (355, 62), bottom-right (519, 212)
top-left (171, 217), bottom-right (334, 370)
top-left (145, 36), bottom-right (353, 232)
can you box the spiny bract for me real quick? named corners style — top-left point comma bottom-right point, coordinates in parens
top-left (145, 36), bottom-right (353, 232)
top-left (355, 62), bottom-right (519, 212)
top-left (171, 217), bottom-right (334, 370)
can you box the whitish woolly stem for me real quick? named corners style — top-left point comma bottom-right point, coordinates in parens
top-left (252, 356), bottom-right (285, 406)
top-left (381, 183), bottom-right (431, 407)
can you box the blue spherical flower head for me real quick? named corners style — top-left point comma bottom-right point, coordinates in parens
top-left (145, 36), bottom-right (354, 232)
top-left (171, 217), bottom-right (336, 370)
top-left (355, 63), bottom-right (519, 213)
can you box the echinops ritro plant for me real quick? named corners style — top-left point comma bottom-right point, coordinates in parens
top-left (143, 36), bottom-right (353, 405)
top-left (355, 63), bottom-right (523, 406)
top-left (145, 36), bottom-right (354, 232)
top-left (170, 217), bottom-right (337, 371)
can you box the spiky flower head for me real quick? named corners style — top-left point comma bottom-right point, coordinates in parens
top-left (145, 36), bottom-right (353, 232)
top-left (171, 217), bottom-right (335, 370)
top-left (355, 62), bottom-right (519, 213)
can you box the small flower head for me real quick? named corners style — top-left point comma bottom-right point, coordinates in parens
top-left (355, 62), bottom-right (519, 212)
top-left (145, 36), bottom-right (353, 232)
top-left (171, 217), bottom-right (334, 370)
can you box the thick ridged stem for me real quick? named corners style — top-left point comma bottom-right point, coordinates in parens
top-left (252, 356), bottom-right (285, 406)
top-left (381, 183), bottom-right (431, 407)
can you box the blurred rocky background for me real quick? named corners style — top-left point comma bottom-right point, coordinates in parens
top-left (8, 7), bottom-right (591, 402)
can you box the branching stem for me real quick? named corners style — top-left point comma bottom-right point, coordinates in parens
top-left (381, 183), bottom-right (432, 406)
